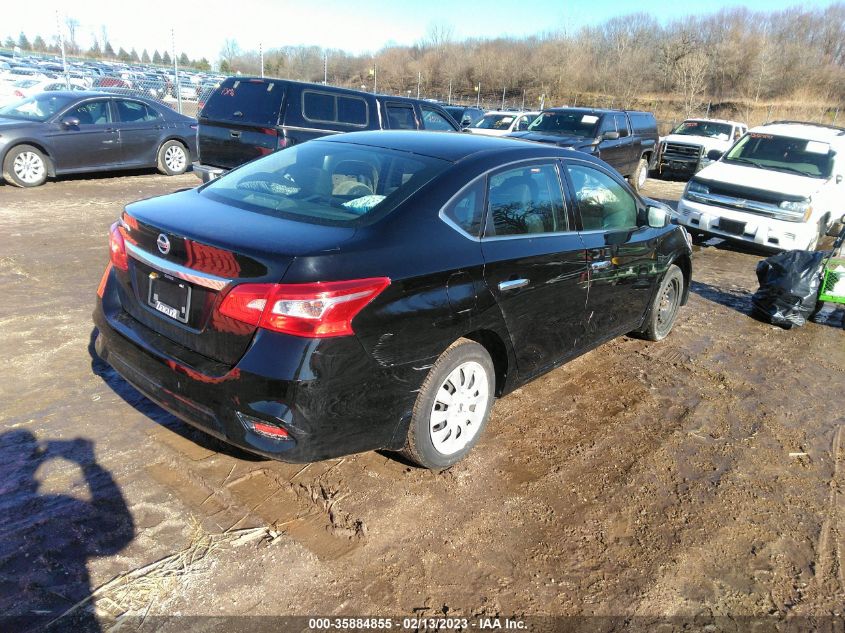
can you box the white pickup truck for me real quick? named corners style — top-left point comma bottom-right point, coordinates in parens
top-left (659, 118), bottom-right (747, 175)
top-left (675, 121), bottom-right (845, 251)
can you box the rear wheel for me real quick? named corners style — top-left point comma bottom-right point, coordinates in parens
top-left (629, 158), bottom-right (648, 192)
top-left (637, 264), bottom-right (684, 341)
top-left (401, 338), bottom-right (495, 470)
top-left (157, 140), bottom-right (189, 176)
top-left (3, 144), bottom-right (48, 187)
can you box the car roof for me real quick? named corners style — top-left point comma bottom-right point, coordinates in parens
top-left (316, 129), bottom-right (582, 162)
top-left (751, 121), bottom-right (845, 144)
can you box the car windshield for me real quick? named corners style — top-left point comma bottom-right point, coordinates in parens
top-left (673, 120), bottom-right (733, 140)
top-left (724, 133), bottom-right (834, 179)
top-left (527, 111), bottom-right (599, 138)
top-left (14, 79), bottom-right (39, 88)
top-left (0, 93), bottom-right (78, 121)
top-left (472, 114), bottom-right (516, 130)
top-left (201, 140), bottom-right (450, 226)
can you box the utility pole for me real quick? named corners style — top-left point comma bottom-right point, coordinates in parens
top-left (373, 62), bottom-right (377, 94)
top-left (501, 86), bottom-right (506, 110)
top-left (416, 71), bottom-right (421, 99)
top-left (521, 89), bottom-right (525, 110)
top-left (55, 10), bottom-right (69, 89)
top-left (259, 43), bottom-right (264, 78)
top-left (323, 53), bottom-right (327, 85)
top-left (171, 29), bottom-right (181, 114)
top-left (448, 79), bottom-right (452, 105)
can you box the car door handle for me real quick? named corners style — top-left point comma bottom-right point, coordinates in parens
top-left (498, 278), bottom-right (529, 292)
top-left (230, 130), bottom-right (241, 138)
top-left (590, 260), bottom-right (612, 271)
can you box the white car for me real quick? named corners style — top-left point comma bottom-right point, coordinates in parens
top-left (0, 78), bottom-right (88, 106)
top-left (675, 122), bottom-right (844, 251)
top-left (467, 110), bottom-right (540, 137)
top-left (659, 118), bottom-right (747, 175)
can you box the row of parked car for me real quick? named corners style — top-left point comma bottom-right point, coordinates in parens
top-left (2, 71), bottom-right (843, 253)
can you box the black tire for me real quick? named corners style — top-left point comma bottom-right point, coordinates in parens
top-left (629, 158), bottom-right (648, 192)
top-left (2, 144), bottom-right (49, 187)
top-left (401, 338), bottom-right (495, 470)
top-left (637, 264), bottom-right (684, 341)
top-left (157, 140), bottom-right (189, 176)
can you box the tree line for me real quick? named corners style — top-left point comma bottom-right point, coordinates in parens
top-left (216, 4), bottom-right (845, 121)
top-left (3, 29), bottom-right (211, 71)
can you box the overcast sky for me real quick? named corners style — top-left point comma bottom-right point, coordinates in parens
top-left (3, 0), bottom-right (833, 63)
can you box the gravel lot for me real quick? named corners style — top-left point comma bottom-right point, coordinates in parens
top-left (1, 169), bottom-right (843, 631)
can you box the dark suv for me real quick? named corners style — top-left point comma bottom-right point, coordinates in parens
top-left (193, 77), bottom-right (460, 182)
top-left (508, 107), bottom-right (659, 191)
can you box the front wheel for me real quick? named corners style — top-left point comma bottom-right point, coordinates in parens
top-left (3, 144), bottom-right (48, 187)
top-left (636, 264), bottom-right (684, 341)
top-left (157, 140), bottom-right (189, 176)
top-left (629, 158), bottom-right (648, 192)
top-left (401, 338), bottom-right (495, 470)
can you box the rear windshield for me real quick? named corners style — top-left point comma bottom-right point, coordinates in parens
top-left (201, 140), bottom-right (450, 226)
top-left (528, 111), bottom-right (599, 138)
top-left (201, 79), bottom-right (285, 126)
top-left (0, 93), bottom-right (78, 121)
top-left (724, 133), bottom-right (834, 179)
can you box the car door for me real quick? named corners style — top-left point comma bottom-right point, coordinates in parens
top-left (45, 98), bottom-right (121, 172)
top-left (562, 159), bottom-right (660, 345)
top-left (595, 114), bottom-right (629, 175)
top-left (113, 98), bottom-right (164, 167)
top-left (384, 102), bottom-right (418, 130)
top-left (480, 161), bottom-right (590, 379)
top-left (616, 113), bottom-right (638, 174)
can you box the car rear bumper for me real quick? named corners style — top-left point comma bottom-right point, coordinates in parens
top-left (93, 268), bottom-right (422, 462)
top-left (192, 162), bottom-right (226, 183)
top-left (676, 197), bottom-right (816, 250)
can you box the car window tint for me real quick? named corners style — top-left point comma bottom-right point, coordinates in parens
top-left (566, 164), bottom-right (637, 231)
top-left (116, 100), bottom-right (159, 123)
top-left (303, 91), bottom-right (334, 121)
top-left (201, 79), bottom-right (284, 126)
top-left (421, 107), bottom-right (456, 131)
top-left (69, 99), bottom-right (111, 125)
top-left (337, 96), bottom-right (367, 125)
top-left (485, 163), bottom-right (566, 237)
top-left (386, 104), bottom-right (416, 130)
top-left (598, 116), bottom-right (616, 134)
top-left (443, 179), bottom-right (484, 236)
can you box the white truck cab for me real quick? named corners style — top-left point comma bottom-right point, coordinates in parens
top-left (675, 121), bottom-right (844, 251)
top-left (659, 118), bottom-right (747, 174)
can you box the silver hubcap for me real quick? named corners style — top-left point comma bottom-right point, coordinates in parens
top-left (637, 163), bottom-right (647, 188)
top-left (13, 151), bottom-right (45, 184)
top-left (429, 361), bottom-right (489, 456)
top-left (164, 145), bottom-right (186, 172)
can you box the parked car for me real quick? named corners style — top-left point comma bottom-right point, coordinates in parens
top-left (0, 91), bottom-right (197, 187)
top-left (443, 105), bottom-right (485, 129)
top-left (467, 110), bottom-right (540, 137)
top-left (508, 107), bottom-right (659, 191)
top-left (193, 77), bottom-right (460, 182)
top-left (659, 118), bottom-right (747, 176)
top-left (675, 121), bottom-right (844, 251)
top-left (93, 131), bottom-right (692, 469)
top-left (0, 78), bottom-right (88, 106)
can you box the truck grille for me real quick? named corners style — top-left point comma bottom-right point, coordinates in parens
top-left (663, 142), bottom-right (703, 159)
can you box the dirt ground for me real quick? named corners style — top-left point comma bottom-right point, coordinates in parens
top-left (0, 169), bottom-right (843, 632)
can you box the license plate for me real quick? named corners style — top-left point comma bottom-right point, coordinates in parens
top-left (148, 274), bottom-right (191, 324)
top-left (719, 218), bottom-right (746, 235)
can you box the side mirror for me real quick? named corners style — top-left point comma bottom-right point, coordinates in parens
top-left (461, 117), bottom-right (472, 128)
top-left (706, 149), bottom-right (723, 161)
top-left (61, 116), bottom-right (80, 128)
top-left (647, 205), bottom-right (669, 228)
top-left (603, 131), bottom-right (620, 140)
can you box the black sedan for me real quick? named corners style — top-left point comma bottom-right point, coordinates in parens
top-left (93, 131), bottom-right (692, 469)
top-left (0, 91), bottom-right (197, 187)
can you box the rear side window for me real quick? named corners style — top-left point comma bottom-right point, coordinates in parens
top-left (303, 90), bottom-right (369, 126)
top-left (442, 179), bottom-right (485, 237)
top-left (485, 163), bottom-right (566, 237)
top-left (628, 112), bottom-right (657, 134)
top-left (386, 104), bottom-right (417, 130)
top-left (201, 79), bottom-right (285, 126)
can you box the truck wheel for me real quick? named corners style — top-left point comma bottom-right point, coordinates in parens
top-left (629, 158), bottom-right (648, 192)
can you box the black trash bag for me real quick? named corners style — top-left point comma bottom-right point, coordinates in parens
top-left (751, 250), bottom-right (826, 328)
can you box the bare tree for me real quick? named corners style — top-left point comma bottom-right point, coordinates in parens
top-left (64, 17), bottom-right (79, 54)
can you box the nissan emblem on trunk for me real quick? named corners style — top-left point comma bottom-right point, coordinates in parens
top-left (157, 234), bottom-right (171, 255)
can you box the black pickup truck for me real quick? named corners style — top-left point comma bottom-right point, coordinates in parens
top-left (508, 107), bottom-right (659, 191)
top-left (193, 77), bottom-right (460, 182)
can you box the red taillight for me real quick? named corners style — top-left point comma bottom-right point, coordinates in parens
top-left (109, 222), bottom-right (129, 271)
top-left (218, 277), bottom-right (390, 338)
top-left (97, 262), bottom-right (113, 298)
